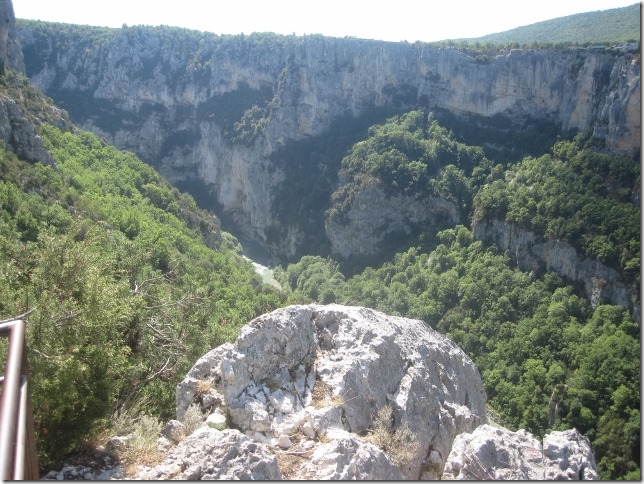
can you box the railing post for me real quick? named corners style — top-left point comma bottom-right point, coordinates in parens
top-left (0, 319), bottom-right (25, 480)
top-left (0, 318), bottom-right (38, 480)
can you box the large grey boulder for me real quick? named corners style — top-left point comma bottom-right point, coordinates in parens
top-left (442, 424), bottom-right (598, 480)
top-left (175, 304), bottom-right (487, 479)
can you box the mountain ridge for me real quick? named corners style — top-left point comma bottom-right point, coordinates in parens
top-left (462, 3), bottom-right (640, 45)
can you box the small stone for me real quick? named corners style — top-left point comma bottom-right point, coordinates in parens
top-left (301, 422), bottom-right (316, 439)
top-left (277, 434), bottom-right (292, 449)
top-left (42, 470), bottom-right (58, 480)
top-left (105, 435), bottom-right (130, 453)
top-left (161, 419), bottom-right (186, 443)
top-left (429, 450), bottom-right (442, 466)
top-left (206, 410), bottom-right (227, 430)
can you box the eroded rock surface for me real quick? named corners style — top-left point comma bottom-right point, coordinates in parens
top-left (442, 424), bottom-right (598, 480)
top-left (134, 427), bottom-right (282, 480)
top-left (174, 303), bottom-right (487, 479)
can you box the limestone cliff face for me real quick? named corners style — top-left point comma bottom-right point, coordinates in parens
top-left (326, 184), bottom-right (460, 259)
top-left (0, 0), bottom-right (61, 167)
top-left (472, 218), bottom-right (639, 321)
top-left (0, 0), bottom-right (24, 75)
top-left (16, 24), bottom-right (641, 260)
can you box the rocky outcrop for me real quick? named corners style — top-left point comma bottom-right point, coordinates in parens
top-left (472, 217), bottom-right (639, 321)
top-left (135, 427), bottom-right (283, 480)
top-left (175, 303), bottom-right (487, 479)
top-left (15, 22), bottom-right (641, 259)
top-left (325, 184), bottom-right (460, 259)
top-left (41, 304), bottom-right (600, 480)
top-left (0, 0), bottom-right (62, 167)
top-left (0, 94), bottom-right (56, 166)
top-left (442, 424), bottom-right (598, 480)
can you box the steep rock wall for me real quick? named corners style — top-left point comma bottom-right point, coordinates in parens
top-left (325, 184), bottom-right (460, 259)
top-left (472, 218), bottom-right (639, 321)
top-left (0, 0), bottom-right (24, 75)
top-left (16, 25), bottom-right (640, 260)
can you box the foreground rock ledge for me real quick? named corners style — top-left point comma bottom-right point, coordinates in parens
top-left (174, 304), bottom-right (486, 479)
top-left (442, 424), bottom-right (598, 480)
top-left (136, 303), bottom-right (597, 480)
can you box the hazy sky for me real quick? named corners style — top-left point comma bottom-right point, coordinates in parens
top-left (12, 0), bottom-right (640, 43)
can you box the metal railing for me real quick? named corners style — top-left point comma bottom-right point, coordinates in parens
top-left (0, 318), bottom-right (39, 480)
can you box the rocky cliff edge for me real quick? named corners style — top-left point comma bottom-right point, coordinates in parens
top-left (64, 303), bottom-right (597, 481)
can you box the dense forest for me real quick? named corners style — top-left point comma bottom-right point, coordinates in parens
top-left (1, 6), bottom-right (641, 479)
top-left (276, 109), bottom-right (640, 480)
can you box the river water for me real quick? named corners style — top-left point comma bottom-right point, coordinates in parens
top-left (234, 234), bottom-right (282, 289)
top-left (245, 257), bottom-right (281, 289)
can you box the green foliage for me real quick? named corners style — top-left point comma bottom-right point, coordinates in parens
top-left (473, 131), bottom-right (640, 295)
top-left (281, 225), bottom-right (640, 479)
top-left (0, 126), bottom-right (284, 468)
top-left (328, 110), bottom-right (489, 230)
top-left (453, 4), bottom-right (640, 46)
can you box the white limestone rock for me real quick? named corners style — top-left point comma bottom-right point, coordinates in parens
top-left (442, 424), bottom-right (598, 480)
top-left (295, 428), bottom-right (405, 480)
top-left (543, 428), bottom-right (599, 480)
top-left (176, 303), bottom-right (487, 479)
top-left (134, 427), bottom-right (282, 480)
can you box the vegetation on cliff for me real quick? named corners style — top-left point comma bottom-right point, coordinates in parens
top-left (0, 80), bottom-right (283, 467)
top-left (456, 3), bottom-right (640, 46)
top-left (278, 110), bottom-right (640, 480)
top-left (2, 8), bottom-right (640, 478)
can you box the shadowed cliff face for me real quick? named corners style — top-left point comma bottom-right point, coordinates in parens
top-left (1, 0), bottom-right (24, 75)
top-left (0, 0), bottom-right (8, 75)
top-left (15, 24), bottom-right (641, 261)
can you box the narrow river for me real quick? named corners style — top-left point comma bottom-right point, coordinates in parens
top-left (234, 234), bottom-right (282, 290)
top-left (245, 257), bottom-right (281, 289)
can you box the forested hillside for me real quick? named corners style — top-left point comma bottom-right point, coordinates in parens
top-left (463, 3), bottom-right (640, 45)
top-left (1, 1), bottom-right (640, 480)
top-left (0, 72), bottom-right (283, 469)
top-left (278, 110), bottom-right (640, 480)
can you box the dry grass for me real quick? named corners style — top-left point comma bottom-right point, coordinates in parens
top-left (365, 405), bottom-right (420, 471)
top-left (194, 379), bottom-right (213, 394)
top-left (310, 379), bottom-right (345, 408)
top-left (182, 403), bottom-right (205, 435)
top-left (120, 414), bottom-right (164, 475)
top-left (275, 451), bottom-right (308, 479)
